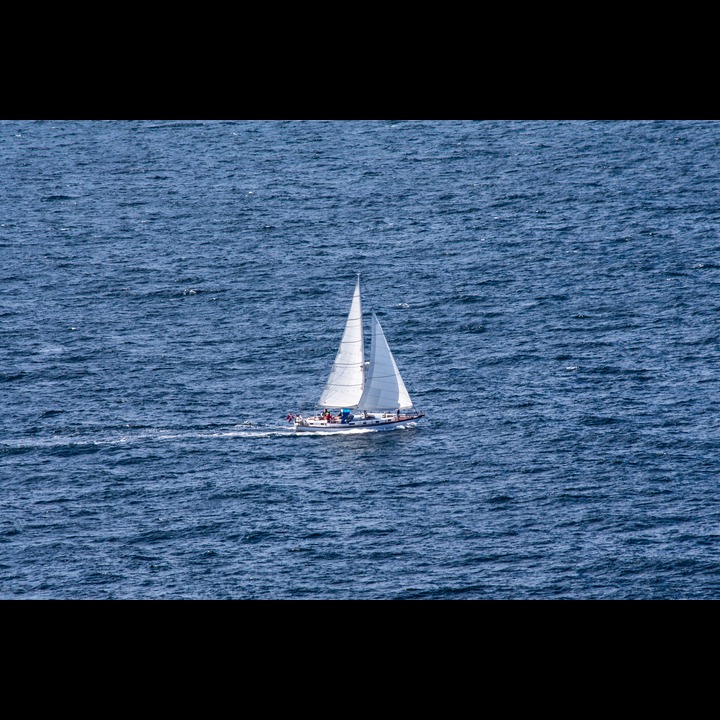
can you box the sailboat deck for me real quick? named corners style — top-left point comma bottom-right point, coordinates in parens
top-left (295, 412), bottom-right (423, 432)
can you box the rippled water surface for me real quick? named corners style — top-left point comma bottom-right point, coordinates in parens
top-left (1, 119), bottom-right (719, 599)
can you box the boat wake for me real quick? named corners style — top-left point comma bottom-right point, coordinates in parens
top-left (0, 420), bottom-right (427, 453)
top-left (0, 423), bottom-right (299, 451)
top-left (291, 421), bottom-right (419, 436)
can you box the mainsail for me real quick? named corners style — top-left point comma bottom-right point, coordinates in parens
top-left (317, 274), bottom-right (365, 408)
top-left (357, 311), bottom-right (413, 412)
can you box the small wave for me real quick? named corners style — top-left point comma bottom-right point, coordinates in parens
top-left (459, 323), bottom-right (486, 334)
top-left (145, 121), bottom-right (209, 130)
top-left (455, 294), bottom-right (483, 304)
top-left (41, 194), bottom-right (75, 202)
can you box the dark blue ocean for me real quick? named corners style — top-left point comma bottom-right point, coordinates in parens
top-left (1, 119), bottom-right (718, 599)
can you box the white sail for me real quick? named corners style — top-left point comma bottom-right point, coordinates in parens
top-left (357, 311), bottom-right (413, 411)
top-left (318, 274), bottom-right (365, 408)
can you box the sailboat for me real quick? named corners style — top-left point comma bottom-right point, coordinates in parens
top-left (292, 274), bottom-right (424, 432)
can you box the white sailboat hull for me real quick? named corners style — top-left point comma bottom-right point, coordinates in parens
top-left (294, 413), bottom-right (425, 433)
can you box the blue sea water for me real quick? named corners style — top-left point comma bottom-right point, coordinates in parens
top-left (1, 119), bottom-right (719, 599)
